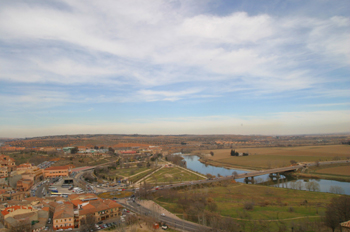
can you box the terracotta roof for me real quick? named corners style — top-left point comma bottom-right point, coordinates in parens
top-left (341, 220), bottom-right (350, 228)
top-left (1, 206), bottom-right (33, 216)
top-left (25, 197), bottom-right (44, 201)
top-left (70, 199), bottom-right (83, 207)
top-left (78, 198), bottom-right (122, 216)
top-left (53, 202), bottom-right (74, 219)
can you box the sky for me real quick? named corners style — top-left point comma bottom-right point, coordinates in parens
top-left (0, 0), bottom-right (349, 138)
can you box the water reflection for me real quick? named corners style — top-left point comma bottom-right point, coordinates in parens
top-left (181, 155), bottom-right (350, 195)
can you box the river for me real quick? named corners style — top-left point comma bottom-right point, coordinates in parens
top-left (181, 155), bottom-right (350, 195)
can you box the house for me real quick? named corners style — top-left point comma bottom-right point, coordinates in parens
top-left (51, 202), bottom-right (74, 231)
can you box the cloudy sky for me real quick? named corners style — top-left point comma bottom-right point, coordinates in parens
top-left (0, 0), bottom-right (349, 138)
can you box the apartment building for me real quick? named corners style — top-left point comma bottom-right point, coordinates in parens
top-left (67, 193), bottom-right (123, 228)
top-left (16, 163), bottom-right (33, 171)
top-left (44, 165), bottom-right (73, 178)
top-left (16, 179), bottom-right (34, 192)
top-left (0, 155), bottom-right (16, 174)
top-left (0, 167), bottom-right (8, 179)
top-left (20, 167), bottom-right (44, 183)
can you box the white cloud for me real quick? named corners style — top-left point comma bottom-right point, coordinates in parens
top-left (0, 0), bottom-right (348, 95)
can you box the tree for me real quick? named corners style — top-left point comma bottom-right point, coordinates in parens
top-left (324, 195), bottom-right (350, 232)
top-left (290, 160), bottom-right (297, 165)
top-left (329, 186), bottom-right (345, 194)
top-left (305, 181), bottom-right (320, 192)
top-left (10, 221), bottom-right (32, 232)
top-left (70, 147), bottom-right (79, 154)
top-left (210, 151), bottom-right (214, 156)
top-left (108, 147), bottom-right (115, 155)
top-left (80, 214), bottom-right (96, 232)
top-left (230, 150), bottom-right (239, 156)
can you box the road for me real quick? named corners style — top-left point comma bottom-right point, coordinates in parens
top-left (119, 200), bottom-right (211, 232)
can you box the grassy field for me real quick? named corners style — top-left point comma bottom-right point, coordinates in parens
top-left (98, 191), bottom-right (133, 199)
top-left (108, 167), bottom-right (150, 177)
top-left (154, 182), bottom-right (340, 231)
top-left (129, 168), bottom-right (160, 183)
top-left (145, 167), bottom-right (206, 184)
top-left (195, 145), bottom-right (350, 170)
top-left (156, 183), bottom-right (335, 220)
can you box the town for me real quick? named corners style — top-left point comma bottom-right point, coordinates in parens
top-left (0, 134), bottom-right (349, 232)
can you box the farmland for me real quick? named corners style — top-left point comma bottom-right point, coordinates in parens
top-left (195, 145), bottom-right (350, 170)
top-left (315, 165), bottom-right (350, 176)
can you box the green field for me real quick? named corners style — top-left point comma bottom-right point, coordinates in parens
top-left (154, 182), bottom-right (340, 231)
top-left (108, 167), bottom-right (150, 177)
top-left (98, 191), bottom-right (133, 199)
top-left (145, 167), bottom-right (206, 184)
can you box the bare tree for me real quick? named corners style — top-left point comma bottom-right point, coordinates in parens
top-left (329, 186), bottom-right (345, 194)
top-left (10, 221), bottom-right (31, 232)
top-left (324, 195), bottom-right (350, 232)
top-left (80, 214), bottom-right (96, 232)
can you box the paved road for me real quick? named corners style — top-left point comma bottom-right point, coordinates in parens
top-left (119, 200), bottom-right (210, 232)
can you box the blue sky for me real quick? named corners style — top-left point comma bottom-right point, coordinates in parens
top-left (0, 0), bottom-right (349, 137)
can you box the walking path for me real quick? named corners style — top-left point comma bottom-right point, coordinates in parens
top-left (135, 166), bottom-right (164, 185)
top-left (174, 164), bottom-right (207, 179)
top-left (127, 168), bottom-right (154, 179)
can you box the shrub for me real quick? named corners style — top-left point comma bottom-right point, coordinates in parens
top-left (244, 201), bottom-right (255, 211)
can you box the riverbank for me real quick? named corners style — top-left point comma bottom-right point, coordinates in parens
top-left (292, 172), bottom-right (350, 182)
top-left (198, 156), bottom-right (256, 172)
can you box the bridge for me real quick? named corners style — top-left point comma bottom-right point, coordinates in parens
top-left (232, 164), bottom-right (304, 183)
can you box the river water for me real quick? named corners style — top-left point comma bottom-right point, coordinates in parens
top-left (182, 155), bottom-right (350, 195)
